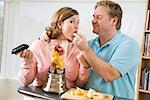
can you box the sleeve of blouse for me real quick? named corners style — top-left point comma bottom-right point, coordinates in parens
top-left (17, 49), bottom-right (37, 86)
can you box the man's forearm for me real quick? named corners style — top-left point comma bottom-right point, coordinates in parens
top-left (81, 47), bottom-right (120, 82)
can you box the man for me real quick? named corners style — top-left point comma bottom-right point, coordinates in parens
top-left (73, 0), bottom-right (140, 100)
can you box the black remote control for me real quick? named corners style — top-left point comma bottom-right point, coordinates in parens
top-left (12, 44), bottom-right (29, 54)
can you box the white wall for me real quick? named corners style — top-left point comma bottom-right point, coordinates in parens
top-left (1, 0), bottom-right (148, 80)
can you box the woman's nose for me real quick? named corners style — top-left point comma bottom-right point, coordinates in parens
top-left (74, 24), bottom-right (78, 30)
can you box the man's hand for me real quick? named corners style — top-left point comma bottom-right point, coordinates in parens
top-left (73, 33), bottom-right (90, 52)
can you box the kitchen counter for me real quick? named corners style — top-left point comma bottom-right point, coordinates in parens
top-left (18, 86), bottom-right (115, 100)
top-left (18, 86), bottom-right (59, 100)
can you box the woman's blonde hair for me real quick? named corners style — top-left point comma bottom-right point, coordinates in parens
top-left (95, 0), bottom-right (122, 30)
top-left (45, 7), bottom-right (79, 39)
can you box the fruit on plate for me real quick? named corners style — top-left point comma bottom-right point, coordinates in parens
top-left (69, 88), bottom-right (112, 100)
top-left (70, 88), bottom-right (87, 96)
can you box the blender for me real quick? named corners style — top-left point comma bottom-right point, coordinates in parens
top-left (43, 40), bottom-right (68, 94)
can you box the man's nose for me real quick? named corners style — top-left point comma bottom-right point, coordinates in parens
top-left (92, 18), bottom-right (97, 23)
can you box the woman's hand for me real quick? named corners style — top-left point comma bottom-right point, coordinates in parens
top-left (17, 49), bottom-right (33, 60)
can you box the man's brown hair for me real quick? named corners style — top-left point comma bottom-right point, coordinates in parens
top-left (95, 0), bottom-right (122, 30)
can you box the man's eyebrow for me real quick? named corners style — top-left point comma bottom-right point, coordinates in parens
top-left (93, 14), bottom-right (102, 17)
top-left (97, 14), bottom-right (102, 17)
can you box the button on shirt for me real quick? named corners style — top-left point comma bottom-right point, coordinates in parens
top-left (85, 31), bottom-right (140, 99)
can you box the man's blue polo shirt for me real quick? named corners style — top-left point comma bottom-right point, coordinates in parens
top-left (85, 31), bottom-right (140, 99)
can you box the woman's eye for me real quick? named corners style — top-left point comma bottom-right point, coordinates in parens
top-left (70, 20), bottom-right (75, 23)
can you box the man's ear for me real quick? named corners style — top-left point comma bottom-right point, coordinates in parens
top-left (112, 17), bottom-right (118, 26)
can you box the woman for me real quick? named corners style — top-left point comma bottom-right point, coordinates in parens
top-left (17, 7), bottom-right (90, 89)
